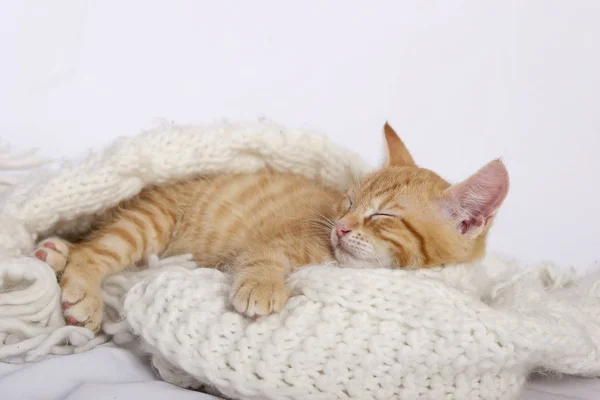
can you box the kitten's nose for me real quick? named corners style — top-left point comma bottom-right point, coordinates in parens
top-left (336, 222), bottom-right (351, 239)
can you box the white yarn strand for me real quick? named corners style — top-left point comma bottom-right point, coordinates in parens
top-left (0, 144), bottom-right (53, 193)
top-left (0, 120), bottom-right (599, 400)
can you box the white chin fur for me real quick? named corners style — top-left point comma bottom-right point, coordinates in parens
top-left (333, 248), bottom-right (386, 269)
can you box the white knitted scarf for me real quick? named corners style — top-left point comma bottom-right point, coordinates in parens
top-left (1, 121), bottom-right (600, 400)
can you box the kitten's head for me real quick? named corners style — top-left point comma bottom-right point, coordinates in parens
top-left (331, 123), bottom-right (509, 268)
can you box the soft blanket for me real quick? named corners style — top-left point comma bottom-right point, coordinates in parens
top-left (1, 121), bottom-right (600, 400)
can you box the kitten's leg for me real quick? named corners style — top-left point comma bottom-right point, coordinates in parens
top-left (33, 192), bottom-right (179, 332)
top-left (230, 247), bottom-right (292, 318)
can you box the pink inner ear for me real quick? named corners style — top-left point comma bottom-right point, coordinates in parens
top-left (446, 160), bottom-right (509, 233)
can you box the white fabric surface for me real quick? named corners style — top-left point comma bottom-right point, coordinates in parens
top-left (2, 121), bottom-right (600, 399)
top-left (1, 345), bottom-right (599, 400)
top-left (0, 344), bottom-right (222, 400)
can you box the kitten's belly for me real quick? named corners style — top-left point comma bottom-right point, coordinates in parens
top-left (163, 172), bottom-right (341, 268)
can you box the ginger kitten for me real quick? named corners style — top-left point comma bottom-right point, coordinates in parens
top-left (33, 123), bottom-right (509, 332)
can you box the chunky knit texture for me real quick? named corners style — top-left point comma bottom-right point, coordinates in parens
top-left (1, 121), bottom-right (600, 400)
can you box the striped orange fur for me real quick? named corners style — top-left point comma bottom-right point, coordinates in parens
top-left (35, 123), bottom-right (509, 332)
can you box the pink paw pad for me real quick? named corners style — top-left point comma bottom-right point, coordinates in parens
top-left (65, 315), bottom-right (83, 326)
top-left (62, 301), bottom-right (74, 309)
top-left (34, 249), bottom-right (47, 262)
top-left (43, 242), bottom-right (57, 251)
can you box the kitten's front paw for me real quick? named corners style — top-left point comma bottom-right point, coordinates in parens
top-left (231, 278), bottom-right (290, 318)
top-left (60, 270), bottom-right (103, 333)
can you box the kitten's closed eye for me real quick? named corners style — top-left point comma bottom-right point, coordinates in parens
top-left (345, 194), bottom-right (354, 211)
top-left (370, 212), bottom-right (398, 219)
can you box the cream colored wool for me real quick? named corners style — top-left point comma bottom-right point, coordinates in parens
top-left (1, 120), bottom-right (600, 400)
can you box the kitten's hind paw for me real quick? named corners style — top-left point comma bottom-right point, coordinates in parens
top-left (32, 237), bottom-right (70, 276)
top-left (60, 270), bottom-right (103, 333)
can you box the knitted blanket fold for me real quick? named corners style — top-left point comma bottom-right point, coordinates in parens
top-left (1, 121), bottom-right (599, 400)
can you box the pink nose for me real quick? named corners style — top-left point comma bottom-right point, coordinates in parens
top-left (336, 223), bottom-right (351, 239)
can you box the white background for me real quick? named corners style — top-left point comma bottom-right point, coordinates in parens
top-left (1, 0), bottom-right (599, 268)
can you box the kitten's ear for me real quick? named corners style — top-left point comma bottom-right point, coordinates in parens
top-left (441, 159), bottom-right (509, 236)
top-left (383, 122), bottom-right (416, 167)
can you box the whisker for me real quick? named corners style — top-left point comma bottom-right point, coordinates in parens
top-left (369, 247), bottom-right (385, 269)
top-left (301, 218), bottom-right (334, 229)
top-left (303, 224), bottom-right (334, 237)
top-left (350, 167), bottom-right (362, 187)
top-left (300, 205), bottom-right (336, 227)
top-left (304, 220), bottom-right (331, 229)
top-left (308, 219), bottom-right (334, 229)
top-left (316, 213), bottom-right (335, 227)
top-left (374, 252), bottom-right (384, 268)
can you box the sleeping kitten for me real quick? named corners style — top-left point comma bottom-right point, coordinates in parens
top-left (33, 123), bottom-right (509, 332)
